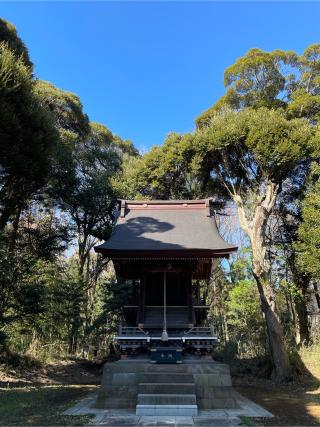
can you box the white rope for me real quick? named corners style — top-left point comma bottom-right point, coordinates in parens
top-left (161, 271), bottom-right (168, 342)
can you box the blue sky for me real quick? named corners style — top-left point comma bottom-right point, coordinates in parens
top-left (1, 2), bottom-right (320, 151)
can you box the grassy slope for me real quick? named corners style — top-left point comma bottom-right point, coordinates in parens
top-left (0, 385), bottom-right (94, 426)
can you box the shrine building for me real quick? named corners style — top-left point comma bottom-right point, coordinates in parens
top-left (95, 199), bottom-right (237, 360)
top-left (94, 199), bottom-right (239, 415)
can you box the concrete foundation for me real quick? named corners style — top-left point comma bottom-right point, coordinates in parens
top-left (95, 358), bottom-right (239, 415)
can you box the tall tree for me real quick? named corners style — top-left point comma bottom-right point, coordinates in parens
top-left (137, 108), bottom-right (314, 380)
top-left (288, 44), bottom-right (320, 122)
top-left (196, 44), bottom-right (320, 348)
top-left (0, 18), bottom-right (139, 358)
top-left (193, 108), bottom-right (314, 380)
top-left (0, 44), bottom-right (58, 231)
top-left (196, 44), bottom-right (320, 126)
top-left (195, 47), bottom-right (297, 127)
top-left (58, 123), bottom-right (136, 340)
top-left (33, 80), bottom-right (138, 353)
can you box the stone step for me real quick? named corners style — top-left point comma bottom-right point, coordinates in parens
top-left (138, 382), bottom-right (195, 394)
top-left (136, 404), bottom-right (198, 416)
top-left (139, 373), bottom-right (194, 383)
top-left (98, 359), bottom-right (236, 412)
top-left (138, 363), bottom-right (197, 373)
top-left (137, 393), bottom-right (197, 406)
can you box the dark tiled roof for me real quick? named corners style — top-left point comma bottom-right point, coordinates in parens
top-left (95, 199), bottom-right (237, 256)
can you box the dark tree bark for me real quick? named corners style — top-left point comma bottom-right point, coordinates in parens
top-left (288, 254), bottom-right (311, 345)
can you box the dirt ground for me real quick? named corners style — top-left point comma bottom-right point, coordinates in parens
top-left (0, 358), bottom-right (102, 387)
top-left (233, 376), bottom-right (320, 426)
top-left (0, 359), bottom-right (101, 425)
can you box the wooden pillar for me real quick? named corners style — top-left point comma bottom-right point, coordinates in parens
top-left (187, 272), bottom-right (194, 326)
top-left (196, 280), bottom-right (200, 305)
top-left (138, 274), bottom-right (146, 327)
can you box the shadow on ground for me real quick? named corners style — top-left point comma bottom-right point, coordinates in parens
top-left (231, 356), bottom-right (320, 426)
top-left (0, 358), bottom-right (103, 388)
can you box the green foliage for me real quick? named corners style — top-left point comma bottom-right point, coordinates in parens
top-left (33, 258), bottom-right (85, 355)
top-left (196, 108), bottom-right (313, 188)
top-left (226, 279), bottom-right (265, 351)
top-left (288, 89), bottom-right (320, 122)
top-left (135, 132), bottom-right (227, 201)
top-left (111, 155), bottom-right (144, 200)
top-left (195, 95), bottom-right (230, 128)
top-left (0, 43), bottom-right (58, 230)
top-left (230, 251), bottom-right (252, 283)
top-left (223, 48), bottom-right (296, 109)
top-left (1, 16), bottom-right (319, 377)
top-left (297, 162), bottom-right (320, 279)
top-left (34, 80), bottom-right (90, 144)
top-left (88, 279), bottom-right (134, 357)
top-left (194, 47), bottom-right (320, 357)
top-left (197, 44), bottom-right (320, 125)
top-left (0, 212), bottom-right (69, 350)
top-left (0, 19), bottom-right (139, 360)
top-left (0, 18), bottom-right (32, 68)
top-left (140, 108), bottom-right (314, 204)
top-left (135, 133), bottom-right (201, 199)
top-left (102, 280), bottom-right (134, 314)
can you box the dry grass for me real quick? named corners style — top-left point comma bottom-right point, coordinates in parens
top-left (236, 343), bottom-right (320, 426)
top-left (299, 343), bottom-right (320, 380)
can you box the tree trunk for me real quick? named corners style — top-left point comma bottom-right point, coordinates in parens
top-left (234, 184), bottom-right (292, 381)
top-left (252, 231), bottom-right (291, 380)
top-left (8, 204), bottom-right (22, 254)
top-left (253, 267), bottom-right (292, 380)
top-left (68, 334), bottom-right (78, 354)
top-left (288, 253), bottom-right (310, 345)
top-left (294, 298), bottom-right (310, 345)
top-left (313, 283), bottom-right (320, 310)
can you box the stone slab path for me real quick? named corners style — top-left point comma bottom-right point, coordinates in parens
top-left (65, 390), bottom-right (273, 426)
top-left (92, 415), bottom-right (241, 426)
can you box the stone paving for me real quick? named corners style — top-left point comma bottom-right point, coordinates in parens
top-left (64, 390), bottom-right (273, 426)
top-left (93, 415), bottom-right (241, 426)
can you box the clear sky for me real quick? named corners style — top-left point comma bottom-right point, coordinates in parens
top-left (1, 1), bottom-right (320, 151)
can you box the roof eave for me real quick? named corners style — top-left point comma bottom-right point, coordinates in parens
top-left (94, 247), bottom-right (238, 259)
top-left (120, 198), bottom-right (213, 205)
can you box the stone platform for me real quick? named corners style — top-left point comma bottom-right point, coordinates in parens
top-left (95, 358), bottom-right (239, 416)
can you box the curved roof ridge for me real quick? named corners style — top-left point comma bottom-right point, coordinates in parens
top-left (120, 198), bottom-right (214, 205)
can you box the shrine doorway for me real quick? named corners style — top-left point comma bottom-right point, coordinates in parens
top-left (145, 272), bottom-right (188, 306)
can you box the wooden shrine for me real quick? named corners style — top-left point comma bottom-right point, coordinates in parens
top-left (95, 199), bottom-right (237, 359)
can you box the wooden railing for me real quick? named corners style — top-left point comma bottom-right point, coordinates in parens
top-left (118, 326), bottom-right (149, 337)
top-left (184, 326), bottom-right (216, 337)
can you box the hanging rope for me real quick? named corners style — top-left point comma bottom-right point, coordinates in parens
top-left (161, 271), bottom-right (169, 342)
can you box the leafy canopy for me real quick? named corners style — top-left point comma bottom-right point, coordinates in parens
top-left (297, 163), bottom-right (320, 279)
top-left (137, 108), bottom-right (314, 205)
top-left (196, 44), bottom-right (320, 127)
top-left (0, 43), bottom-right (58, 229)
top-left (0, 18), bottom-right (32, 68)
